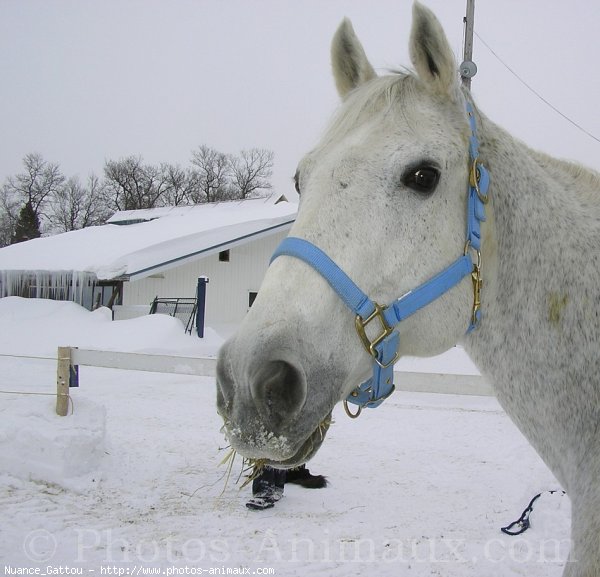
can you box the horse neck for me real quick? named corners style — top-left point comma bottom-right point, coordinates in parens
top-left (461, 112), bottom-right (600, 488)
top-left (462, 110), bottom-right (600, 389)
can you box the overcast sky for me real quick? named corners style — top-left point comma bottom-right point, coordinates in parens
top-left (1, 0), bottom-right (599, 199)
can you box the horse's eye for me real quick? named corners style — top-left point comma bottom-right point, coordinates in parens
top-left (402, 166), bottom-right (440, 195)
top-left (293, 170), bottom-right (301, 195)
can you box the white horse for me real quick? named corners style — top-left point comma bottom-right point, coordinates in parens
top-left (216, 3), bottom-right (599, 574)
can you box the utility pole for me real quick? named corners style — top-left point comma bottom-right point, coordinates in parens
top-left (460, 0), bottom-right (477, 90)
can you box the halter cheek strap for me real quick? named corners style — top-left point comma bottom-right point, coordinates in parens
top-left (269, 102), bottom-right (489, 417)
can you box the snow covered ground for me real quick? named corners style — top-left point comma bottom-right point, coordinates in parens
top-left (0, 297), bottom-right (570, 576)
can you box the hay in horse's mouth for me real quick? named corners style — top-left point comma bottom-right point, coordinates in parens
top-left (264, 412), bottom-right (333, 468)
top-left (221, 412), bottom-right (333, 469)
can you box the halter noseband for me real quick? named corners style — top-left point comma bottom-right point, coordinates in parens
top-left (270, 102), bottom-right (489, 418)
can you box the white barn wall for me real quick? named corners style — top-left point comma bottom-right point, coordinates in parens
top-left (122, 230), bottom-right (288, 326)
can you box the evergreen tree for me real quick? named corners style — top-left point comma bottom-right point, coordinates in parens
top-left (11, 201), bottom-right (41, 244)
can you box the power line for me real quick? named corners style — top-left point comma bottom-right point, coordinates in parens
top-left (474, 31), bottom-right (600, 146)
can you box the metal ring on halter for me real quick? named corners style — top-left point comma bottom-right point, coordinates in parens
top-left (470, 158), bottom-right (489, 205)
top-left (343, 399), bottom-right (362, 419)
top-left (464, 240), bottom-right (482, 268)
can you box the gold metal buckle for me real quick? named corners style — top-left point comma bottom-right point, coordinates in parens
top-left (471, 262), bottom-right (483, 328)
top-left (470, 158), bottom-right (489, 205)
top-left (464, 241), bottom-right (483, 328)
top-left (355, 303), bottom-right (399, 368)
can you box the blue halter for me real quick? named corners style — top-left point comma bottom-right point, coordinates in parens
top-left (270, 103), bottom-right (489, 417)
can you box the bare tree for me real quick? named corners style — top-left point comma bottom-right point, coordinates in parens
top-left (160, 163), bottom-right (197, 206)
top-left (2, 153), bottom-right (65, 227)
top-left (49, 176), bottom-right (84, 232)
top-left (228, 148), bottom-right (274, 199)
top-left (140, 162), bottom-right (172, 207)
top-left (81, 173), bottom-right (112, 227)
top-left (190, 145), bottom-right (232, 203)
top-left (103, 156), bottom-right (169, 211)
top-left (0, 145), bottom-right (276, 245)
top-left (49, 173), bottom-right (111, 232)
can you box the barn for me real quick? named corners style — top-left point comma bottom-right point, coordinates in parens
top-left (0, 196), bottom-right (296, 332)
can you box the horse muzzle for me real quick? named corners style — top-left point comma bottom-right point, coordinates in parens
top-left (216, 338), bottom-right (334, 466)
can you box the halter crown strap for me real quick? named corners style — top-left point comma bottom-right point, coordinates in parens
top-left (466, 102), bottom-right (489, 252)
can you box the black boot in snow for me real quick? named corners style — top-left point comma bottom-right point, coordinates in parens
top-left (285, 464), bottom-right (328, 489)
top-left (246, 466), bottom-right (286, 510)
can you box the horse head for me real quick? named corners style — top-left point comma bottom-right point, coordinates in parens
top-left (217, 2), bottom-right (483, 466)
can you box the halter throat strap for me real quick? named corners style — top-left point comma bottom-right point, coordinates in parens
top-left (269, 101), bottom-right (489, 417)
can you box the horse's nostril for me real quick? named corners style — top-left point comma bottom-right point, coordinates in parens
top-left (251, 360), bottom-right (307, 427)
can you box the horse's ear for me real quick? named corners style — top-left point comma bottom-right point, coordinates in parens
top-left (409, 2), bottom-right (458, 96)
top-left (331, 18), bottom-right (377, 98)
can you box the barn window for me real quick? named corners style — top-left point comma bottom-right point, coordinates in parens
top-left (248, 291), bottom-right (258, 308)
top-left (219, 250), bottom-right (230, 262)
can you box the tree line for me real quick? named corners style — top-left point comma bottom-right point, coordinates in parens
top-left (0, 146), bottom-right (274, 247)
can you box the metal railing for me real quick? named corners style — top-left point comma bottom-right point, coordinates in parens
top-left (149, 297), bottom-right (197, 334)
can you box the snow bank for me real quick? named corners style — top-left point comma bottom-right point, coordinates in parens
top-left (0, 396), bottom-right (106, 491)
top-left (0, 297), bottom-right (224, 490)
top-left (0, 296), bottom-right (223, 358)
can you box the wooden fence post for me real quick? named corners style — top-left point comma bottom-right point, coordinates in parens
top-left (56, 346), bottom-right (71, 416)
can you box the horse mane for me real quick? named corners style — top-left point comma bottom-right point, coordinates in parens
top-left (529, 149), bottom-right (600, 203)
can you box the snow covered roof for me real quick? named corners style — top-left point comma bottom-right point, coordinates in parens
top-left (0, 196), bottom-right (297, 281)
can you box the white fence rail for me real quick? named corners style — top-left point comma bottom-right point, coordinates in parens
top-left (55, 347), bottom-right (493, 416)
top-left (72, 348), bottom-right (217, 377)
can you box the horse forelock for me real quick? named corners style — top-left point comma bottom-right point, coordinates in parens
top-left (317, 71), bottom-right (470, 156)
top-left (319, 73), bottom-right (417, 145)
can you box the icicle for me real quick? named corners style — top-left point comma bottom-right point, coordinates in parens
top-left (0, 269), bottom-right (98, 309)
